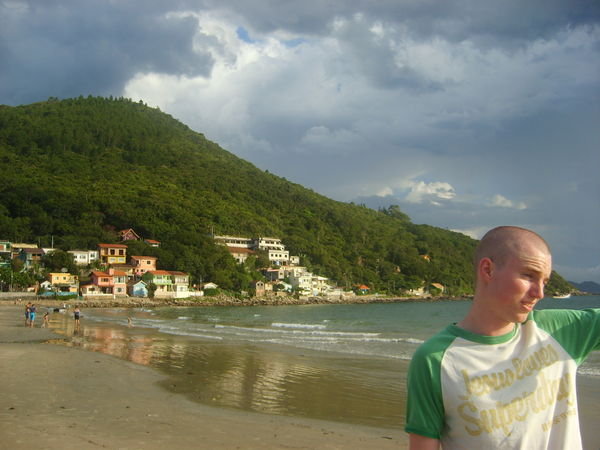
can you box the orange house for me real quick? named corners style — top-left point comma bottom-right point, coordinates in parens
top-left (97, 243), bottom-right (128, 265)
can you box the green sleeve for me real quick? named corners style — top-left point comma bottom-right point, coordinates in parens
top-left (533, 309), bottom-right (600, 364)
top-left (404, 329), bottom-right (455, 439)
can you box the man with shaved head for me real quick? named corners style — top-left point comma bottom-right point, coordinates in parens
top-left (405, 226), bottom-right (600, 449)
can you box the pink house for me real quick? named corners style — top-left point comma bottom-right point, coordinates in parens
top-left (108, 268), bottom-right (128, 296)
top-left (130, 256), bottom-right (157, 277)
top-left (83, 269), bottom-right (127, 296)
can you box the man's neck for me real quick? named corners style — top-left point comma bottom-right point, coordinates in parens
top-left (457, 303), bottom-right (516, 337)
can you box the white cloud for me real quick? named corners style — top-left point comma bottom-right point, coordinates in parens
top-left (376, 187), bottom-right (394, 197)
top-left (404, 180), bottom-right (456, 204)
top-left (488, 194), bottom-right (527, 210)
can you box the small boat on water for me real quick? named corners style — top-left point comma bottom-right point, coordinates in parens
top-left (553, 293), bottom-right (571, 299)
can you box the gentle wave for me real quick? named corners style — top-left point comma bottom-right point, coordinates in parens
top-left (272, 322), bottom-right (327, 330)
top-left (157, 328), bottom-right (223, 340)
top-left (214, 323), bottom-right (379, 337)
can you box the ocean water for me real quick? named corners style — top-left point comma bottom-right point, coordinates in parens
top-left (48, 295), bottom-right (600, 430)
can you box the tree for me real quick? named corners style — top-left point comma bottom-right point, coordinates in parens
top-left (42, 250), bottom-right (78, 274)
top-left (147, 282), bottom-right (157, 298)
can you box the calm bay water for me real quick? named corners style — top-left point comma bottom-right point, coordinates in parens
top-left (48, 295), bottom-right (600, 430)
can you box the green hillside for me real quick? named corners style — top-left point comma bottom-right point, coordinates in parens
top-left (0, 96), bottom-right (490, 295)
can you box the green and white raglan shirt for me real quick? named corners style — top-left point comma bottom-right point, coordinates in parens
top-left (405, 308), bottom-right (600, 449)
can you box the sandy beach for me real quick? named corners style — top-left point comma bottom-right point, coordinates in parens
top-left (0, 305), bottom-right (406, 449)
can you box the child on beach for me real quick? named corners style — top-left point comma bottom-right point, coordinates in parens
top-left (73, 306), bottom-right (81, 330)
top-left (24, 303), bottom-right (30, 326)
top-left (29, 304), bottom-right (36, 327)
top-left (42, 311), bottom-right (50, 328)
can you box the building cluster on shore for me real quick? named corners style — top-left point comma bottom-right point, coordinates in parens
top-left (1, 233), bottom-right (197, 299)
top-left (0, 230), bottom-right (350, 300)
top-left (214, 235), bottom-right (343, 297)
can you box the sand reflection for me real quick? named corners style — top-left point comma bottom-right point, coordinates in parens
top-left (48, 310), bottom-right (405, 428)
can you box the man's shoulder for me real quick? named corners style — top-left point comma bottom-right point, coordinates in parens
top-left (413, 326), bottom-right (459, 361)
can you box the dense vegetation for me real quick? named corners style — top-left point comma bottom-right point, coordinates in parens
top-left (0, 97), bottom-right (570, 296)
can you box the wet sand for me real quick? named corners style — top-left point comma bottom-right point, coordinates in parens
top-left (0, 305), bottom-right (405, 449)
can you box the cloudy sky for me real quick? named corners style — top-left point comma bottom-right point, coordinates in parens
top-left (2, 0), bottom-right (599, 284)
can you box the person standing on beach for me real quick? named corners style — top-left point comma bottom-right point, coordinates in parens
top-left (405, 226), bottom-right (600, 450)
top-left (28, 304), bottom-right (37, 327)
top-left (42, 311), bottom-right (50, 328)
top-left (24, 302), bottom-right (31, 326)
top-left (73, 305), bottom-right (81, 330)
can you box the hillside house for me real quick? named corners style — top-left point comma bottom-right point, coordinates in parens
top-left (142, 270), bottom-right (173, 297)
top-left (130, 256), bottom-right (157, 277)
top-left (252, 280), bottom-right (275, 297)
top-left (82, 269), bottom-right (127, 296)
top-left (68, 249), bottom-right (99, 266)
top-left (144, 239), bottom-right (160, 247)
top-left (356, 284), bottom-right (370, 294)
top-left (227, 247), bottom-right (255, 264)
top-left (268, 249), bottom-right (290, 265)
top-left (11, 243), bottom-right (37, 259)
top-left (108, 263), bottom-right (135, 280)
top-left (127, 279), bottom-right (148, 297)
top-left (97, 243), bottom-right (127, 265)
top-left (47, 272), bottom-right (79, 293)
top-left (18, 248), bottom-right (44, 270)
top-left (119, 228), bottom-right (141, 241)
top-left (312, 276), bottom-right (331, 295)
top-left (253, 237), bottom-right (285, 251)
top-left (170, 271), bottom-right (191, 298)
top-left (289, 271), bottom-right (313, 294)
top-left (214, 235), bottom-right (253, 248)
top-left (263, 268), bottom-right (284, 282)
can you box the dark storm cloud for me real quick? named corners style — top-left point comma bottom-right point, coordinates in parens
top-left (208, 0), bottom-right (600, 45)
top-left (0, 0), bottom-right (213, 105)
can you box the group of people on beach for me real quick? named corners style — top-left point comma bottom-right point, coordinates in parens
top-left (23, 301), bottom-right (81, 330)
top-left (23, 302), bottom-right (47, 328)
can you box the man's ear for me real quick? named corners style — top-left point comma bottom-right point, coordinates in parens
top-left (478, 257), bottom-right (494, 282)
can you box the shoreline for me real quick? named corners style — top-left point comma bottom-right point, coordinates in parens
top-left (0, 304), bottom-right (406, 449)
top-left (0, 292), bottom-right (470, 309)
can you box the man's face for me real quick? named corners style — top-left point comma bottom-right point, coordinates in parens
top-left (487, 240), bottom-right (552, 325)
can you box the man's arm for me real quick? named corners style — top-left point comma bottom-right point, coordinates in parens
top-left (409, 433), bottom-right (440, 450)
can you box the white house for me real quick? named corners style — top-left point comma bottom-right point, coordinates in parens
top-left (68, 249), bottom-right (99, 266)
top-left (289, 272), bottom-right (313, 294)
top-left (268, 249), bottom-right (289, 265)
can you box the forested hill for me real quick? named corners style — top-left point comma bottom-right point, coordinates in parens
top-left (0, 96), bottom-right (559, 296)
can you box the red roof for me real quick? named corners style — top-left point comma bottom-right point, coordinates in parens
top-left (227, 247), bottom-right (255, 254)
top-left (91, 271), bottom-right (111, 277)
top-left (148, 270), bottom-right (172, 275)
top-left (130, 255), bottom-right (157, 260)
top-left (169, 271), bottom-right (188, 276)
top-left (98, 243), bottom-right (128, 248)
